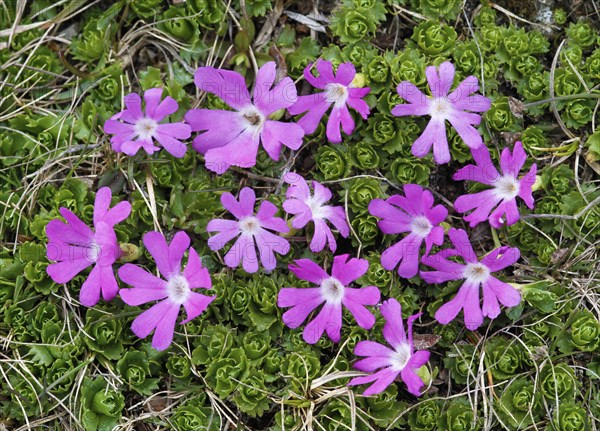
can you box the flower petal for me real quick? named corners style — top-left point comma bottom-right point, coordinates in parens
top-left (326, 105), bottom-right (343, 143)
top-left (279, 289), bottom-right (324, 329)
top-left (79, 264), bottom-right (103, 306)
top-left (396, 81), bottom-right (429, 105)
top-left (289, 259), bottom-right (329, 284)
top-left (290, 94), bottom-right (331, 135)
top-left (480, 246), bottom-right (520, 272)
top-left (350, 368), bottom-right (399, 396)
top-left (130, 300), bottom-right (173, 341)
top-left (331, 254), bottom-right (368, 285)
top-left (380, 298), bottom-right (407, 349)
top-left (486, 276), bottom-right (521, 308)
top-left (454, 190), bottom-right (502, 229)
top-left (204, 130), bottom-right (260, 174)
top-left (184, 248), bottom-right (212, 289)
top-left (154, 132), bottom-right (188, 158)
top-left (255, 229), bottom-right (289, 271)
top-left (426, 62), bottom-right (455, 98)
top-left (194, 67), bottom-right (251, 110)
top-left (448, 114), bottom-right (484, 150)
top-left (206, 219), bottom-right (240, 251)
top-left (143, 88), bottom-right (163, 118)
top-left (434, 282), bottom-right (469, 325)
top-left (46, 256), bottom-right (92, 284)
top-left (488, 199), bottom-right (520, 228)
top-left (118, 263), bottom-right (167, 293)
top-left (354, 340), bottom-right (395, 358)
top-left (151, 301), bottom-right (182, 350)
top-left (181, 292), bottom-right (215, 323)
top-left (303, 303), bottom-right (342, 344)
top-left (335, 62), bottom-right (356, 86)
top-left (400, 367), bottom-right (426, 396)
top-left (346, 94), bottom-right (370, 118)
top-left (152, 95), bottom-right (179, 122)
top-left (463, 282), bottom-right (484, 330)
top-left (123, 92), bottom-right (143, 120)
top-left (500, 141), bottom-right (527, 177)
top-left (261, 120), bottom-right (303, 160)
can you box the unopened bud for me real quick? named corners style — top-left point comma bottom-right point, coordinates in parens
top-left (118, 243), bottom-right (142, 263)
top-left (531, 174), bottom-right (543, 192)
top-left (350, 73), bottom-right (367, 88)
top-left (268, 108), bottom-right (286, 121)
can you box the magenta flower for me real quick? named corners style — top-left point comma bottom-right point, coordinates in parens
top-left (277, 255), bottom-right (380, 344)
top-left (185, 62), bottom-right (304, 174)
top-left (348, 298), bottom-right (430, 396)
top-left (119, 231), bottom-right (214, 351)
top-left (282, 172), bottom-right (349, 253)
top-left (368, 184), bottom-right (447, 279)
top-left (46, 187), bottom-right (131, 306)
top-left (453, 141), bottom-right (537, 228)
top-left (206, 187), bottom-right (290, 273)
top-left (104, 88), bottom-right (191, 158)
top-left (391, 61), bottom-right (491, 164)
top-left (288, 59), bottom-right (370, 143)
top-left (420, 228), bottom-right (521, 330)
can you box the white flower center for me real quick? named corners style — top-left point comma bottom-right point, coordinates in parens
top-left (86, 241), bottom-right (100, 263)
top-left (134, 118), bottom-right (158, 140)
top-left (494, 175), bottom-right (520, 200)
top-left (320, 277), bottom-right (345, 304)
top-left (240, 106), bottom-right (265, 136)
top-left (305, 196), bottom-right (327, 220)
top-left (429, 98), bottom-right (452, 120)
top-left (390, 343), bottom-right (411, 371)
top-left (166, 274), bottom-right (190, 305)
top-left (239, 216), bottom-right (261, 236)
top-left (411, 216), bottom-right (432, 238)
top-left (463, 263), bottom-right (490, 284)
top-left (324, 83), bottom-right (349, 106)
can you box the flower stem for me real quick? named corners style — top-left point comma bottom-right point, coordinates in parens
top-left (524, 92), bottom-right (600, 108)
top-left (490, 226), bottom-right (501, 248)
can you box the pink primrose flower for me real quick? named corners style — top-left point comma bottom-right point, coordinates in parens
top-left (349, 298), bottom-right (430, 396)
top-left (278, 255), bottom-right (380, 344)
top-left (119, 231), bottom-right (214, 350)
top-left (185, 62), bottom-right (304, 173)
top-left (392, 61), bottom-right (491, 164)
top-left (104, 88), bottom-right (191, 158)
top-left (282, 172), bottom-right (349, 253)
top-left (420, 228), bottom-right (521, 330)
top-left (368, 184), bottom-right (447, 278)
top-left (453, 141), bottom-right (537, 228)
top-left (46, 187), bottom-right (131, 306)
top-left (288, 59), bottom-right (370, 143)
top-left (206, 187), bottom-right (290, 273)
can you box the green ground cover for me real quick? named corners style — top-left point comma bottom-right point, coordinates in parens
top-left (1, 0), bottom-right (599, 430)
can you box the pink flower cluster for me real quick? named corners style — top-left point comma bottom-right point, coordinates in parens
top-left (104, 60), bottom-right (371, 173)
top-left (46, 188), bottom-right (214, 351)
top-left (44, 59), bottom-right (540, 398)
